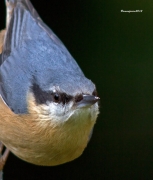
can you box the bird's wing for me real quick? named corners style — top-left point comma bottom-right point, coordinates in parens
top-left (0, 0), bottom-right (68, 113)
top-left (0, 0), bottom-right (84, 114)
top-left (1, 0), bottom-right (65, 64)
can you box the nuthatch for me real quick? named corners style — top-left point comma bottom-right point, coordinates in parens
top-left (0, 0), bottom-right (99, 169)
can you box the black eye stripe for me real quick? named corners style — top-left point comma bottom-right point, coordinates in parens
top-left (31, 83), bottom-right (72, 105)
top-left (75, 94), bottom-right (83, 103)
top-left (32, 83), bottom-right (52, 104)
top-left (60, 93), bottom-right (72, 104)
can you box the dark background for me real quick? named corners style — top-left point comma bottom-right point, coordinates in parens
top-left (0, 0), bottom-right (153, 179)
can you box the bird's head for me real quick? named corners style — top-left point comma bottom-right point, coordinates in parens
top-left (27, 74), bottom-right (100, 126)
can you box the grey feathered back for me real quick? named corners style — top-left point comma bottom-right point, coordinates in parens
top-left (0, 0), bottom-right (95, 114)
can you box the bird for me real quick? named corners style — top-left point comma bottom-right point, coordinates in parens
top-left (0, 0), bottom-right (99, 169)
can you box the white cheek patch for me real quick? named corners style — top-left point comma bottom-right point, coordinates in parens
top-left (41, 101), bottom-right (74, 123)
top-left (37, 100), bottom-right (99, 126)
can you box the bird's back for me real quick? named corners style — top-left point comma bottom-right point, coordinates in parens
top-left (0, 0), bottom-right (93, 114)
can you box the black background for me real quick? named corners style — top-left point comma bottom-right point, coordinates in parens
top-left (1, 0), bottom-right (153, 179)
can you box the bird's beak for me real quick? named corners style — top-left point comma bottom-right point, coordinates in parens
top-left (76, 95), bottom-right (100, 108)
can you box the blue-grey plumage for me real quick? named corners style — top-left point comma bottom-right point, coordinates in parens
top-left (0, 0), bottom-right (95, 114)
top-left (0, 0), bottom-right (99, 166)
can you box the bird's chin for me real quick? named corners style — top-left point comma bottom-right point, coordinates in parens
top-left (56, 101), bottom-right (99, 125)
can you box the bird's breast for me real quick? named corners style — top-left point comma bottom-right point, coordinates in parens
top-left (0, 96), bottom-right (96, 166)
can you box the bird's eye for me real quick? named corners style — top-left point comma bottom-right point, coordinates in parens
top-left (53, 93), bottom-right (60, 103)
